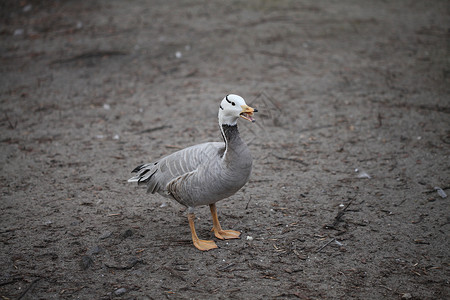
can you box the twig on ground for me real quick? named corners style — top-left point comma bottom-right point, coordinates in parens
top-left (218, 263), bottom-right (236, 272)
top-left (379, 284), bottom-right (392, 291)
top-left (165, 144), bottom-right (183, 149)
top-left (0, 276), bottom-right (23, 286)
top-left (18, 278), bottom-right (41, 300)
top-left (104, 259), bottom-right (142, 270)
top-left (271, 153), bottom-right (308, 166)
top-left (50, 51), bottom-right (127, 64)
top-left (139, 125), bottom-right (172, 134)
top-left (4, 112), bottom-right (17, 129)
top-left (144, 240), bottom-right (191, 247)
top-left (245, 195), bottom-right (252, 210)
top-left (324, 200), bottom-right (353, 229)
top-left (316, 238), bottom-right (336, 253)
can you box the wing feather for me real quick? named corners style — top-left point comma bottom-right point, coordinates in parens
top-left (128, 142), bottom-right (224, 196)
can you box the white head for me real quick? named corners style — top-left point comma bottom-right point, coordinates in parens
top-left (218, 94), bottom-right (257, 126)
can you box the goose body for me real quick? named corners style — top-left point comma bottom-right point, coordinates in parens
top-left (128, 94), bottom-right (257, 251)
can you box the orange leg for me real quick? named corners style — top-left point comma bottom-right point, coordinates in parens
top-left (188, 213), bottom-right (218, 251)
top-left (209, 203), bottom-right (241, 240)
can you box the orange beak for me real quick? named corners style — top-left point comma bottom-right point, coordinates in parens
top-left (240, 105), bottom-right (258, 122)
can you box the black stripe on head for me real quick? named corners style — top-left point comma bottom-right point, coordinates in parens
top-left (225, 94), bottom-right (235, 106)
top-left (220, 104), bottom-right (223, 110)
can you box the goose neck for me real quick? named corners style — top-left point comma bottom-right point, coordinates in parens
top-left (220, 124), bottom-right (244, 154)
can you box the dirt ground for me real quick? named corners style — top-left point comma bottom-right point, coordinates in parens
top-left (1, 0), bottom-right (449, 299)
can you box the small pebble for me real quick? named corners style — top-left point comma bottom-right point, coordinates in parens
top-left (434, 187), bottom-right (447, 198)
top-left (87, 245), bottom-right (103, 255)
top-left (14, 29), bottom-right (24, 36)
top-left (114, 288), bottom-right (127, 296)
top-left (122, 229), bottom-right (133, 238)
top-left (23, 4), bottom-right (32, 12)
top-left (99, 231), bottom-right (112, 240)
top-left (357, 171), bottom-right (371, 179)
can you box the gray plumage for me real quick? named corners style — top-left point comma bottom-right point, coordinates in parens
top-left (128, 124), bottom-right (252, 209)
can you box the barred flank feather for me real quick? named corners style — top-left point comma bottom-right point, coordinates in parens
top-left (128, 129), bottom-right (252, 208)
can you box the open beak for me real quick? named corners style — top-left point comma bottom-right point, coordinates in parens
top-left (240, 105), bottom-right (258, 123)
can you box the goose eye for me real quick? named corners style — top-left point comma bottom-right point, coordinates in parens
top-left (232, 102), bottom-right (235, 106)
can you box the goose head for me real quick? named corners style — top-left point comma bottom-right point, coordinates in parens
top-left (218, 94), bottom-right (258, 126)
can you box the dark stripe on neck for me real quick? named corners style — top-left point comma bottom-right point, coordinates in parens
top-left (221, 124), bottom-right (239, 145)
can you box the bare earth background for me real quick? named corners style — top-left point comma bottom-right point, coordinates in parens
top-left (1, 0), bottom-right (449, 299)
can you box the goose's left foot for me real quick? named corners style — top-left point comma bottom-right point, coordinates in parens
top-left (213, 229), bottom-right (241, 240)
top-left (209, 203), bottom-right (241, 240)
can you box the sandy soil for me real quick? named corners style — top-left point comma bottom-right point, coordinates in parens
top-left (1, 0), bottom-right (449, 299)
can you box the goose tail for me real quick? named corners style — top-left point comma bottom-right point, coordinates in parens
top-left (128, 163), bottom-right (156, 184)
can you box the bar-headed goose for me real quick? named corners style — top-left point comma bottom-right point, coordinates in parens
top-left (128, 94), bottom-right (257, 251)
